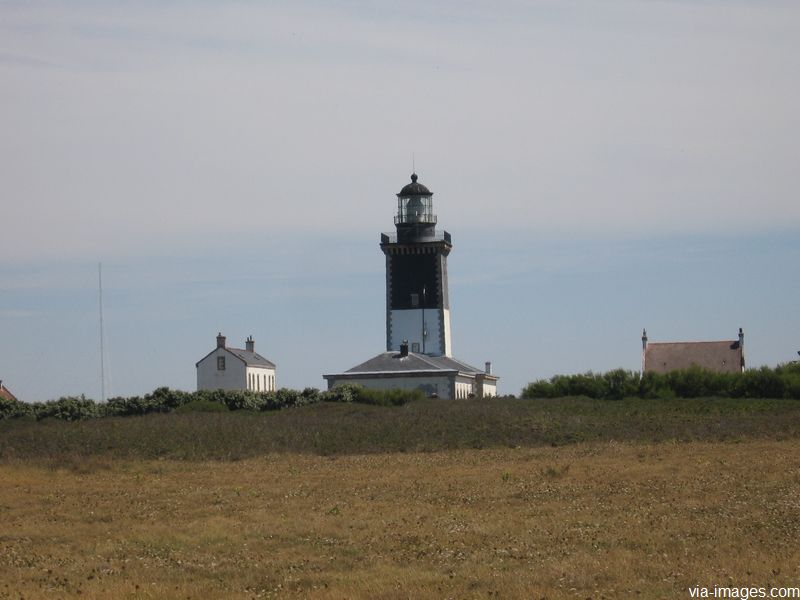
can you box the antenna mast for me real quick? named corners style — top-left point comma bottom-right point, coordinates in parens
top-left (98, 262), bottom-right (106, 402)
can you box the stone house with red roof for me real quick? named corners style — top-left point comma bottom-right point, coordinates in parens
top-left (642, 328), bottom-right (745, 374)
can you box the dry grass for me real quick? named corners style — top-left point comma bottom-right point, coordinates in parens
top-left (1, 440), bottom-right (799, 599)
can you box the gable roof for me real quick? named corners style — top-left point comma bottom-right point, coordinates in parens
top-left (325, 351), bottom-right (497, 379)
top-left (0, 383), bottom-right (18, 402)
top-left (196, 347), bottom-right (276, 368)
top-left (225, 348), bottom-right (276, 368)
top-left (644, 340), bottom-right (743, 374)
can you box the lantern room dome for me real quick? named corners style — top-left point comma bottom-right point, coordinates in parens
top-left (398, 173), bottom-right (432, 197)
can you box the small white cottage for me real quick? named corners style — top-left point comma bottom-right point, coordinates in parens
top-left (196, 333), bottom-right (276, 392)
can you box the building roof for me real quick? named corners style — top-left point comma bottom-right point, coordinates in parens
top-left (398, 173), bottom-right (432, 197)
top-left (0, 383), bottom-right (18, 402)
top-left (325, 351), bottom-right (496, 379)
top-left (195, 347), bottom-right (276, 368)
top-left (644, 340), bottom-right (743, 374)
top-left (226, 348), bottom-right (276, 368)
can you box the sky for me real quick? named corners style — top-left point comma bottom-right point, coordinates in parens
top-left (1, 0), bottom-right (799, 401)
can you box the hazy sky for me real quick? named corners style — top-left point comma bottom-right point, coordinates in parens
top-left (2, 1), bottom-right (799, 401)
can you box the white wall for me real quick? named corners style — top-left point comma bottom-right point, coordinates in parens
top-left (454, 375), bottom-right (475, 399)
top-left (197, 348), bottom-right (246, 391)
top-left (245, 366), bottom-right (276, 392)
top-left (442, 308), bottom-right (452, 357)
top-left (389, 309), bottom-right (446, 355)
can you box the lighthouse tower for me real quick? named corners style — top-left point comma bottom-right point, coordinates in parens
top-left (380, 173), bottom-right (452, 357)
top-left (323, 171), bottom-right (498, 399)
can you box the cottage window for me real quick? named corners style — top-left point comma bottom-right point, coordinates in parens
top-left (217, 356), bottom-right (226, 371)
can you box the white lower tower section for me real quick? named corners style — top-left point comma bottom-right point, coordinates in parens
top-left (389, 308), bottom-right (451, 357)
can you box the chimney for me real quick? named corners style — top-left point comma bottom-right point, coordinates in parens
top-left (216, 332), bottom-right (226, 349)
top-left (641, 328), bottom-right (648, 374)
top-left (485, 361), bottom-right (492, 375)
top-left (246, 336), bottom-right (255, 352)
top-left (739, 328), bottom-right (745, 371)
top-left (400, 340), bottom-right (409, 357)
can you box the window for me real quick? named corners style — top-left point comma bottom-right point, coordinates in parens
top-left (217, 356), bottom-right (226, 371)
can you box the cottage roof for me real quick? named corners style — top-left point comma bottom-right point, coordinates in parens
top-left (225, 348), bottom-right (276, 368)
top-left (644, 340), bottom-right (743, 374)
top-left (195, 347), bottom-right (276, 368)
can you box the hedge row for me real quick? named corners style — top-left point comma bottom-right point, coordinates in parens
top-left (0, 384), bottom-right (423, 421)
top-left (522, 363), bottom-right (800, 400)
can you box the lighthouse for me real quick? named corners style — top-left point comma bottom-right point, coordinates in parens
top-left (381, 173), bottom-right (452, 357)
top-left (323, 172), bottom-right (498, 399)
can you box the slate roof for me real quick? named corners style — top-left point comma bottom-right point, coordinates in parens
top-left (328, 351), bottom-right (496, 379)
top-left (644, 340), bottom-right (743, 374)
top-left (226, 348), bottom-right (276, 368)
top-left (195, 347), bottom-right (276, 368)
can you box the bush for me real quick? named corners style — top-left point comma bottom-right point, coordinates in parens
top-left (523, 370), bottom-right (639, 400)
top-left (524, 364), bottom-right (800, 401)
top-left (174, 399), bottom-right (229, 413)
top-left (220, 390), bottom-right (264, 411)
top-left (354, 387), bottom-right (425, 406)
top-left (146, 387), bottom-right (192, 412)
top-left (321, 384), bottom-right (424, 406)
top-left (740, 366), bottom-right (784, 399)
top-left (0, 397), bottom-right (33, 420)
top-left (603, 369), bottom-right (640, 400)
top-left (322, 384), bottom-right (362, 404)
top-left (34, 395), bottom-right (99, 421)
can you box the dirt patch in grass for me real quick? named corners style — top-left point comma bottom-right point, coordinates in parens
top-left (1, 439), bottom-right (799, 598)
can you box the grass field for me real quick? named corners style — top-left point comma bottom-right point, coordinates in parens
top-left (1, 398), bottom-right (799, 598)
top-left (2, 397), bottom-right (800, 461)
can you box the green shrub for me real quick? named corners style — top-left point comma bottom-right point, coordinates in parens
top-left (0, 397), bottom-right (33, 420)
top-left (523, 370), bottom-right (638, 400)
top-left (34, 395), bottom-right (99, 421)
top-left (741, 366), bottom-right (784, 399)
top-left (603, 369), bottom-right (640, 400)
top-left (323, 383), bottom-right (362, 403)
top-left (521, 379), bottom-right (556, 399)
top-left (220, 390), bottom-right (263, 411)
top-left (174, 399), bottom-right (229, 413)
top-left (146, 387), bottom-right (192, 412)
top-left (525, 363), bottom-right (800, 400)
top-left (354, 387), bottom-right (425, 406)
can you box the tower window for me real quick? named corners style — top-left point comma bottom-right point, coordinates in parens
top-left (217, 356), bottom-right (226, 371)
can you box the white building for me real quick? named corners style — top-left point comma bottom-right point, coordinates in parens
top-left (323, 173), bottom-right (498, 399)
top-left (196, 333), bottom-right (276, 392)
